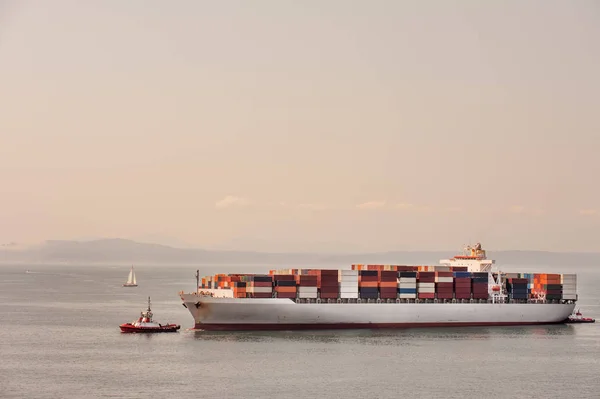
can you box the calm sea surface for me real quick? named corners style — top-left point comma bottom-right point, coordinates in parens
top-left (1, 263), bottom-right (599, 399)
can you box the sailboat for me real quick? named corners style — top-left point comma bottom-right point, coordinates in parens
top-left (123, 265), bottom-right (138, 287)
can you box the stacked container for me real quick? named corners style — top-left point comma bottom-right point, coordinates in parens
top-left (339, 270), bottom-right (359, 299)
top-left (319, 270), bottom-right (340, 299)
top-left (379, 270), bottom-right (398, 299)
top-left (471, 272), bottom-right (489, 299)
top-left (507, 278), bottom-right (528, 300)
top-left (398, 271), bottom-right (417, 299)
top-left (544, 273), bottom-right (563, 301)
top-left (453, 271), bottom-right (472, 299)
top-left (435, 271), bottom-right (454, 299)
top-left (561, 274), bottom-right (577, 300)
top-left (417, 272), bottom-right (435, 299)
top-left (246, 275), bottom-right (273, 298)
top-left (359, 270), bottom-right (378, 299)
top-left (297, 274), bottom-right (318, 299)
top-left (273, 274), bottom-right (297, 299)
top-left (232, 281), bottom-right (247, 298)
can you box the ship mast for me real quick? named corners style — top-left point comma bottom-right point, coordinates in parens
top-left (195, 270), bottom-right (200, 295)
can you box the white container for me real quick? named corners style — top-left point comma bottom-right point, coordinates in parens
top-left (340, 283), bottom-right (358, 290)
top-left (340, 292), bottom-right (359, 299)
top-left (248, 286), bottom-right (273, 294)
top-left (418, 287), bottom-right (435, 293)
top-left (298, 287), bottom-right (318, 293)
top-left (298, 292), bottom-right (318, 299)
top-left (435, 277), bottom-right (454, 283)
top-left (341, 270), bottom-right (359, 276)
top-left (398, 283), bottom-right (417, 288)
top-left (562, 294), bottom-right (577, 300)
top-left (418, 282), bottom-right (435, 288)
top-left (399, 277), bottom-right (417, 283)
top-left (399, 293), bottom-right (417, 299)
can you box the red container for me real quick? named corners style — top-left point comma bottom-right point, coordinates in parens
top-left (451, 266), bottom-right (469, 271)
top-left (454, 288), bottom-right (471, 293)
top-left (436, 292), bottom-right (453, 299)
top-left (418, 293), bottom-right (435, 299)
top-left (436, 282), bottom-right (453, 290)
top-left (320, 291), bottom-right (338, 299)
top-left (436, 271), bottom-right (454, 278)
top-left (380, 288), bottom-right (398, 299)
top-left (297, 275), bottom-right (318, 287)
top-left (508, 278), bottom-right (528, 284)
top-left (455, 293), bottom-right (471, 299)
top-left (251, 281), bottom-right (273, 287)
top-left (273, 274), bottom-right (296, 281)
top-left (380, 271), bottom-right (397, 282)
top-left (276, 292), bottom-right (297, 298)
top-left (250, 293), bottom-right (272, 298)
top-left (418, 273), bottom-right (436, 283)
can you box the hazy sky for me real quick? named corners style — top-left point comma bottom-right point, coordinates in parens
top-left (1, 1), bottom-right (599, 252)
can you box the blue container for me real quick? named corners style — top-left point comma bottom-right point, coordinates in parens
top-left (453, 272), bottom-right (472, 278)
top-left (399, 271), bottom-right (417, 278)
top-left (359, 288), bottom-right (378, 299)
top-left (511, 292), bottom-right (529, 299)
top-left (275, 280), bottom-right (297, 287)
top-left (398, 288), bottom-right (417, 294)
top-left (360, 270), bottom-right (378, 277)
top-left (252, 275), bottom-right (273, 283)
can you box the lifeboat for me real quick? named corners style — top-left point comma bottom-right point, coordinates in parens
top-left (491, 285), bottom-right (501, 292)
top-left (120, 297), bottom-right (181, 333)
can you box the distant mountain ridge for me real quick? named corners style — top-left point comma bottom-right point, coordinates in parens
top-left (1, 238), bottom-right (599, 267)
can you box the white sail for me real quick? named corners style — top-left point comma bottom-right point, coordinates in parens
top-left (125, 266), bottom-right (137, 286)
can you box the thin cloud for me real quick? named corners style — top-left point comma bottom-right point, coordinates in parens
top-left (579, 209), bottom-right (598, 216)
top-left (393, 203), bottom-right (434, 212)
top-left (297, 203), bottom-right (328, 211)
top-left (215, 195), bottom-right (249, 209)
top-left (356, 201), bottom-right (386, 209)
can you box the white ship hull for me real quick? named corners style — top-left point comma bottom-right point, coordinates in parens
top-left (180, 294), bottom-right (576, 331)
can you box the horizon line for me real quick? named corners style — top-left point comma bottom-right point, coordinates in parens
top-left (2, 237), bottom-right (600, 255)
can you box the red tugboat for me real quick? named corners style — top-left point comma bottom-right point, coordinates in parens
top-left (565, 309), bottom-right (595, 324)
top-left (120, 297), bottom-right (181, 333)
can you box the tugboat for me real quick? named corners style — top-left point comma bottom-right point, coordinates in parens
top-left (565, 309), bottom-right (595, 324)
top-left (120, 297), bottom-right (181, 333)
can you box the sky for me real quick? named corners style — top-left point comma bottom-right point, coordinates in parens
top-left (0, 0), bottom-right (599, 253)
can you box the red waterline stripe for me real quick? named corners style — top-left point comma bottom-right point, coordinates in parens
top-left (193, 321), bottom-right (567, 331)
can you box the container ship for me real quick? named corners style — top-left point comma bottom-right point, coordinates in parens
top-left (179, 243), bottom-right (577, 331)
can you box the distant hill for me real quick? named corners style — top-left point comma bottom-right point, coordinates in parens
top-left (1, 238), bottom-right (599, 267)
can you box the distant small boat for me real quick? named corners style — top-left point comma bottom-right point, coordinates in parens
top-left (123, 265), bottom-right (138, 287)
top-left (119, 297), bottom-right (180, 333)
